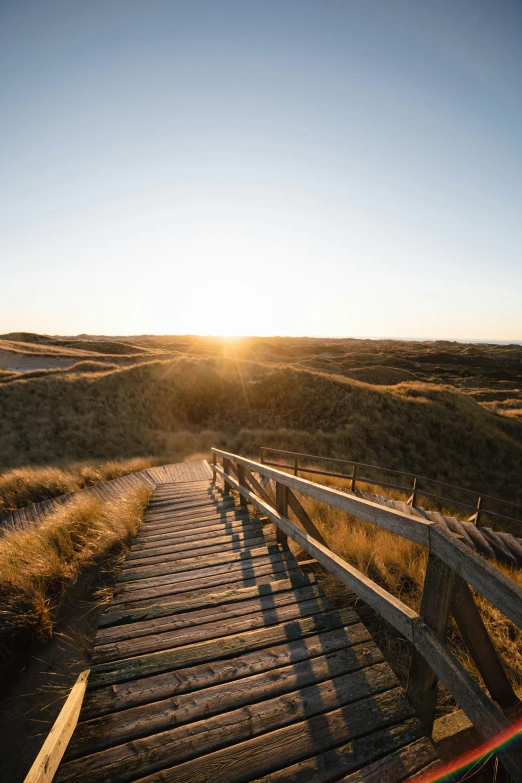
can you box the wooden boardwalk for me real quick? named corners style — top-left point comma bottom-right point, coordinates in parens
top-left (55, 471), bottom-right (440, 783)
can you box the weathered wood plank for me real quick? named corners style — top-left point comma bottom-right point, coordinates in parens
top-left (69, 646), bottom-right (386, 758)
top-left (110, 560), bottom-right (304, 607)
top-left (82, 623), bottom-right (374, 720)
top-left (126, 524), bottom-right (267, 558)
top-left (95, 582), bottom-right (324, 644)
top-left (132, 519), bottom-right (265, 549)
top-left (113, 548), bottom-right (297, 595)
top-left (134, 513), bottom-right (257, 542)
top-left (87, 607), bottom-right (358, 688)
top-left (98, 575), bottom-right (317, 628)
top-left (252, 720), bottom-right (431, 783)
top-left (287, 487), bottom-right (327, 546)
top-left (338, 737), bottom-right (440, 782)
top-left (120, 532), bottom-right (272, 569)
top-left (23, 670), bottom-right (89, 783)
top-left (430, 524), bottom-right (522, 630)
top-left (115, 543), bottom-right (281, 583)
top-left (113, 547), bottom-right (295, 601)
top-left (57, 681), bottom-right (407, 783)
top-left (92, 594), bottom-right (332, 663)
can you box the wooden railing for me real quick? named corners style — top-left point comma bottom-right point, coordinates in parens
top-left (212, 448), bottom-right (522, 780)
top-left (260, 447), bottom-right (522, 532)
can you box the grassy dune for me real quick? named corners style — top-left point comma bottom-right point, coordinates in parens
top-left (1, 356), bottom-right (521, 504)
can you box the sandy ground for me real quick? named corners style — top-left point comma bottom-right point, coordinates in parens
top-left (0, 349), bottom-right (79, 373)
top-left (0, 575), bottom-right (108, 782)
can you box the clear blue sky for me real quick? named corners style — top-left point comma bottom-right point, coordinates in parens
top-left (1, 0), bottom-right (521, 339)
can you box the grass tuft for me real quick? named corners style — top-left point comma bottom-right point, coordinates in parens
top-left (0, 458), bottom-right (156, 515)
top-left (0, 486), bottom-right (150, 652)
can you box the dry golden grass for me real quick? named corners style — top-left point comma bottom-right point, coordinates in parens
top-left (0, 457), bottom-right (157, 514)
top-left (0, 485), bottom-right (150, 649)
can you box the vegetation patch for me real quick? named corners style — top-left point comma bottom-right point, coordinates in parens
top-left (0, 457), bottom-right (156, 514)
top-left (0, 485), bottom-right (150, 683)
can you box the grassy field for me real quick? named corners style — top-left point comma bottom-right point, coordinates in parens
top-left (1, 348), bottom-right (521, 505)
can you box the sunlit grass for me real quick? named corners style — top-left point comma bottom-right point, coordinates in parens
top-left (0, 486), bottom-right (150, 648)
top-left (0, 458), bottom-right (158, 515)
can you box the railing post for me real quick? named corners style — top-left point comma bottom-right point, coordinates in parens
top-left (407, 553), bottom-right (456, 734)
top-left (409, 476), bottom-right (418, 506)
top-left (260, 448), bottom-right (265, 465)
top-left (223, 457), bottom-right (232, 494)
top-left (351, 464), bottom-right (357, 492)
top-left (275, 482), bottom-right (289, 548)
top-left (475, 496), bottom-right (483, 527)
top-left (237, 464), bottom-right (249, 508)
top-left (212, 453), bottom-right (217, 482)
top-left (294, 457), bottom-right (298, 476)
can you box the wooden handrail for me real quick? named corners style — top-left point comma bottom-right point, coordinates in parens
top-left (260, 447), bottom-right (522, 530)
top-left (213, 449), bottom-right (522, 628)
top-left (212, 448), bottom-right (522, 779)
top-left (23, 670), bottom-right (89, 783)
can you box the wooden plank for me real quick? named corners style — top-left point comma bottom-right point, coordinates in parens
top-left (76, 687), bottom-right (416, 783)
top-left (254, 725), bottom-right (433, 783)
top-left (120, 533), bottom-right (272, 569)
top-left (114, 546), bottom-right (293, 589)
top-left (110, 560), bottom-right (304, 608)
top-left (82, 623), bottom-right (374, 720)
top-left (134, 512), bottom-right (255, 541)
top-left (130, 519), bottom-right (266, 549)
top-left (407, 554), bottom-right (456, 733)
top-left (99, 575), bottom-right (317, 628)
top-left (92, 594), bottom-right (333, 663)
top-left (87, 607), bottom-right (358, 688)
top-left (126, 524), bottom-right (267, 558)
top-left (69, 646), bottom-right (387, 758)
top-left (95, 574), bottom-right (316, 645)
top-left (144, 499), bottom-right (236, 519)
top-left (451, 576), bottom-right (518, 708)
top-left (237, 464), bottom-right (249, 508)
top-left (23, 670), bottom-right (89, 783)
top-left (56, 681), bottom-right (408, 783)
top-left (243, 466), bottom-right (275, 507)
top-left (338, 737), bottom-right (440, 782)
top-left (212, 449), bottom-right (433, 546)
top-left (95, 582), bottom-right (325, 645)
top-left (141, 506), bottom-right (246, 528)
top-left (146, 495), bottom-right (220, 509)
